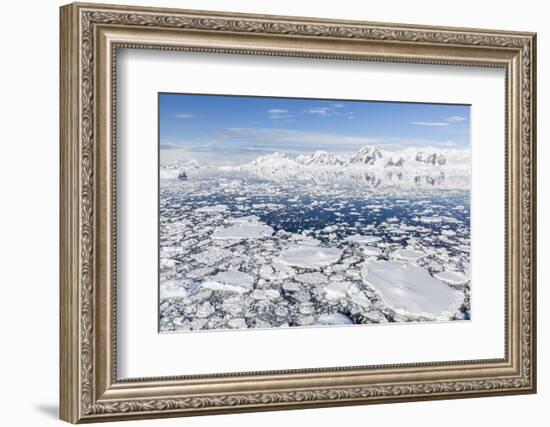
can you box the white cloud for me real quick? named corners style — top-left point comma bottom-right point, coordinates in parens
top-left (439, 140), bottom-right (458, 147)
top-left (304, 107), bottom-right (332, 116)
top-left (410, 121), bottom-right (450, 127)
top-left (175, 112), bottom-right (196, 119)
top-left (446, 115), bottom-right (467, 122)
top-left (303, 105), bottom-right (355, 118)
top-left (222, 127), bottom-right (381, 148)
top-left (411, 115), bottom-right (468, 127)
top-left (268, 108), bottom-right (293, 120)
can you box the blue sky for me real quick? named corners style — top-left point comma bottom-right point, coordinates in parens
top-left (159, 93), bottom-right (470, 165)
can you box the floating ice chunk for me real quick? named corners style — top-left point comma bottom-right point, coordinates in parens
top-left (441, 229), bottom-right (457, 236)
top-left (324, 281), bottom-right (352, 300)
top-left (361, 261), bottom-right (463, 319)
top-left (345, 234), bottom-right (382, 244)
top-left (187, 266), bottom-right (215, 278)
top-left (160, 257), bottom-right (176, 268)
top-left (159, 280), bottom-right (188, 299)
top-left (228, 215), bottom-right (261, 224)
top-left (392, 248), bottom-right (426, 261)
top-left (362, 246), bottom-right (382, 257)
top-left (316, 313), bottom-right (353, 326)
top-left (278, 245), bottom-right (343, 269)
top-left (295, 272), bottom-right (327, 285)
top-left (213, 271), bottom-right (253, 286)
top-left (196, 301), bottom-right (215, 318)
top-left (191, 247), bottom-right (233, 265)
top-left (212, 223), bottom-right (274, 240)
top-left (227, 318), bottom-right (248, 329)
top-left (435, 271), bottom-right (469, 285)
top-left (419, 216), bottom-right (442, 223)
top-left (202, 271), bottom-right (254, 294)
top-left (196, 204), bottom-right (228, 213)
top-left (251, 289), bottom-right (280, 300)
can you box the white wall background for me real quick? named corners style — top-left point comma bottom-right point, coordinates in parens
top-left (0, 0), bottom-right (545, 425)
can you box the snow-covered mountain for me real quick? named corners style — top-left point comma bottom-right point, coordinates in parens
top-left (245, 146), bottom-right (469, 171)
top-left (296, 150), bottom-right (343, 166)
top-left (160, 146), bottom-right (470, 189)
top-left (346, 146), bottom-right (383, 166)
top-left (238, 146), bottom-right (470, 189)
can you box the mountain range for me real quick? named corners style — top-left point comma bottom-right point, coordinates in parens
top-left (246, 146), bottom-right (469, 171)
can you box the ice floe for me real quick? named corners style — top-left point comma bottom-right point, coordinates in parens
top-left (345, 234), bottom-right (382, 244)
top-left (278, 245), bottom-right (343, 269)
top-left (212, 223), bottom-right (274, 239)
top-left (315, 313), bottom-right (353, 325)
top-left (435, 270), bottom-right (469, 285)
top-left (361, 260), bottom-right (464, 319)
top-left (392, 248), bottom-right (426, 261)
top-left (202, 271), bottom-right (254, 294)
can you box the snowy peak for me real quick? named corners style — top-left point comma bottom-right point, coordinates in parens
top-left (242, 146), bottom-right (469, 174)
top-left (249, 152), bottom-right (290, 165)
top-left (414, 151), bottom-right (446, 166)
top-left (385, 156), bottom-right (405, 168)
top-left (346, 146), bottom-right (383, 166)
top-left (296, 150), bottom-right (343, 166)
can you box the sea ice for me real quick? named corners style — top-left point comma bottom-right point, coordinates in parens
top-left (324, 281), bottom-right (352, 300)
top-left (196, 204), bottom-right (228, 213)
top-left (361, 261), bottom-right (464, 319)
top-left (419, 216), bottom-right (443, 223)
top-left (435, 270), bottom-right (469, 285)
top-left (392, 248), bottom-right (426, 261)
top-left (202, 271), bottom-right (254, 294)
top-left (295, 272), bottom-right (327, 285)
top-left (191, 247), bottom-right (233, 265)
top-left (315, 313), bottom-right (353, 326)
top-left (228, 215), bottom-right (261, 224)
top-left (212, 223), bottom-right (274, 240)
top-left (159, 280), bottom-right (188, 299)
top-left (345, 234), bottom-right (382, 244)
top-left (362, 246), bottom-right (382, 257)
top-left (278, 245), bottom-right (343, 269)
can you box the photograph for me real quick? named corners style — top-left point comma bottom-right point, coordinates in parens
top-left (158, 94), bottom-right (472, 332)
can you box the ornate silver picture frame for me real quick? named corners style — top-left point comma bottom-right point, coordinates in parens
top-left (60, 2), bottom-right (536, 423)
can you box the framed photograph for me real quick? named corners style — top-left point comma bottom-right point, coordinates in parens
top-left (60, 2), bottom-right (537, 423)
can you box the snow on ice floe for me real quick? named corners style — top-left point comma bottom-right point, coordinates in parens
top-left (227, 215), bottom-right (261, 224)
top-left (315, 313), bottom-right (353, 326)
top-left (212, 223), bottom-right (274, 239)
top-left (160, 280), bottom-right (188, 299)
top-left (435, 270), bottom-right (469, 285)
top-left (391, 248), bottom-right (427, 261)
top-left (345, 234), bottom-right (382, 244)
top-left (361, 246), bottom-right (382, 257)
top-left (202, 271), bottom-right (254, 294)
top-left (196, 204), bottom-right (228, 213)
top-left (278, 245), bottom-right (343, 269)
top-left (361, 261), bottom-right (464, 319)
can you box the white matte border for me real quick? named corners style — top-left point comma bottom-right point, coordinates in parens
top-left (117, 49), bottom-right (505, 378)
